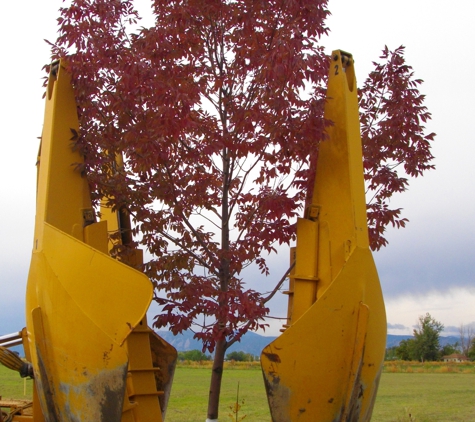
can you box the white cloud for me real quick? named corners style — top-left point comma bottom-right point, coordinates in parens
top-left (385, 288), bottom-right (475, 336)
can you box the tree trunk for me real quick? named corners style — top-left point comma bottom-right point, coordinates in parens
top-left (206, 110), bottom-right (231, 421)
top-left (206, 338), bottom-right (227, 421)
top-left (205, 143), bottom-right (230, 421)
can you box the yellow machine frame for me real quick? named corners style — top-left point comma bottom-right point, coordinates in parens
top-left (261, 51), bottom-right (386, 421)
top-left (21, 62), bottom-right (176, 422)
top-left (1, 50), bottom-right (385, 422)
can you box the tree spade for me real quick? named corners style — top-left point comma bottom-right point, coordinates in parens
top-left (48, 0), bottom-right (435, 419)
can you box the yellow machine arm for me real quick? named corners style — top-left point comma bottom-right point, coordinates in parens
top-left (261, 51), bottom-right (387, 421)
top-left (24, 62), bottom-right (173, 421)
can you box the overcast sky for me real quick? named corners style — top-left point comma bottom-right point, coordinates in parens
top-left (0, 0), bottom-right (473, 340)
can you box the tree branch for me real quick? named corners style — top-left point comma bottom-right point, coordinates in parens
top-left (262, 261), bottom-right (295, 304)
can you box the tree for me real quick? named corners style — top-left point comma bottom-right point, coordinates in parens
top-left (178, 349), bottom-right (211, 362)
top-left (226, 351), bottom-right (255, 362)
top-left (459, 323), bottom-right (474, 356)
top-left (412, 313), bottom-right (444, 362)
top-left (49, 1), bottom-right (435, 419)
top-left (359, 46), bottom-right (435, 249)
top-left (439, 342), bottom-right (460, 358)
top-left (385, 346), bottom-right (399, 361)
top-left (468, 338), bottom-right (475, 361)
top-left (395, 339), bottom-right (411, 361)
top-left (395, 315), bottom-right (445, 362)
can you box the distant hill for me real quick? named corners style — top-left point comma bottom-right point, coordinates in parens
top-left (386, 334), bottom-right (413, 348)
top-left (157, 331), bottom-right (461, 355)
top-left (157, 330), bottom-right (276, 357)
top-left (386, 334), bottom-right (460, 348)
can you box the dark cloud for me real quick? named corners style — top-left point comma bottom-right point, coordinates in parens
top-left (443, 322), bottom-right (475, 336)
top-left (443, 325), bottom-right (461, 335)
top-left (374, 221), bottom-right (475, 299)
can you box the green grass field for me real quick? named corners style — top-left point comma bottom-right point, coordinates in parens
top-left (374, 373), bottom-right (475, 422)
top-left (2, 363), bottom-right (475, 421)
top-left (0, 364), bottom-right (33, 400)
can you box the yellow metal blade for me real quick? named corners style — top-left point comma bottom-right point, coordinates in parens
top-left (99, 161), bottom-right (177, 422)
top-left (261, 51), bottom-right (386, 421)
top-left (262, 248), bottom-right (385, 421)
top-left (31, 223), bottom-right (153, 345)
top-left (25, 62), bottom-right (153, 421)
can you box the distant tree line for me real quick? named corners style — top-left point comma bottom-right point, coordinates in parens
top-left (225, 351), bottom-right (258, 362)
top-left (386, 313), bottom-right (475, 362)
top-left (177, 349), bottom-right (258, 362)
top-left (178, 350), bottom-right (212, 362)
top-left (177, 313), bottom-right (475, 363)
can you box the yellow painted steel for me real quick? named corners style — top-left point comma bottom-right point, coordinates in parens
top-left (261, 51), bottom-right (386, 421)
top-left (25, 62), bottom-right (153, 421)
top-left (100, 166), bottom-right (177, 422)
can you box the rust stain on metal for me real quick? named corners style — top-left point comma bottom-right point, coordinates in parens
top-left (262, 370), bottom-right (291, 422)
top-left (36, 349), bottom-right (61, 422)
top-left (149, 330), bottom-right (177, 420)
top-left (364, 365), bottom-right (383, 421)
top-left (58, 363), bottom-right (128, 422)
top-left (262, 351), bottom-right (281, 363)
top-left (339, 356), bottom-right (365, 422)
top-left (102, 344), bottom-right (114, 367)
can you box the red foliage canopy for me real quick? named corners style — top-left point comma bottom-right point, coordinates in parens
top-left (48, 0), bottom-right (434, 351)
top-left (359, 46), bottom-right (435, 250)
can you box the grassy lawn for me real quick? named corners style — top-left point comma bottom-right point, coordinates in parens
top-left (167, 365), bottom-right (269, 422)
top-left (168, 367), bottom-right (475, 422)
top-left (374, 373), bottom-right (475, 422)
top-left (2, 363), bottom-right (475, 421)
top-left (0, 364), bottom-right (33, 400)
